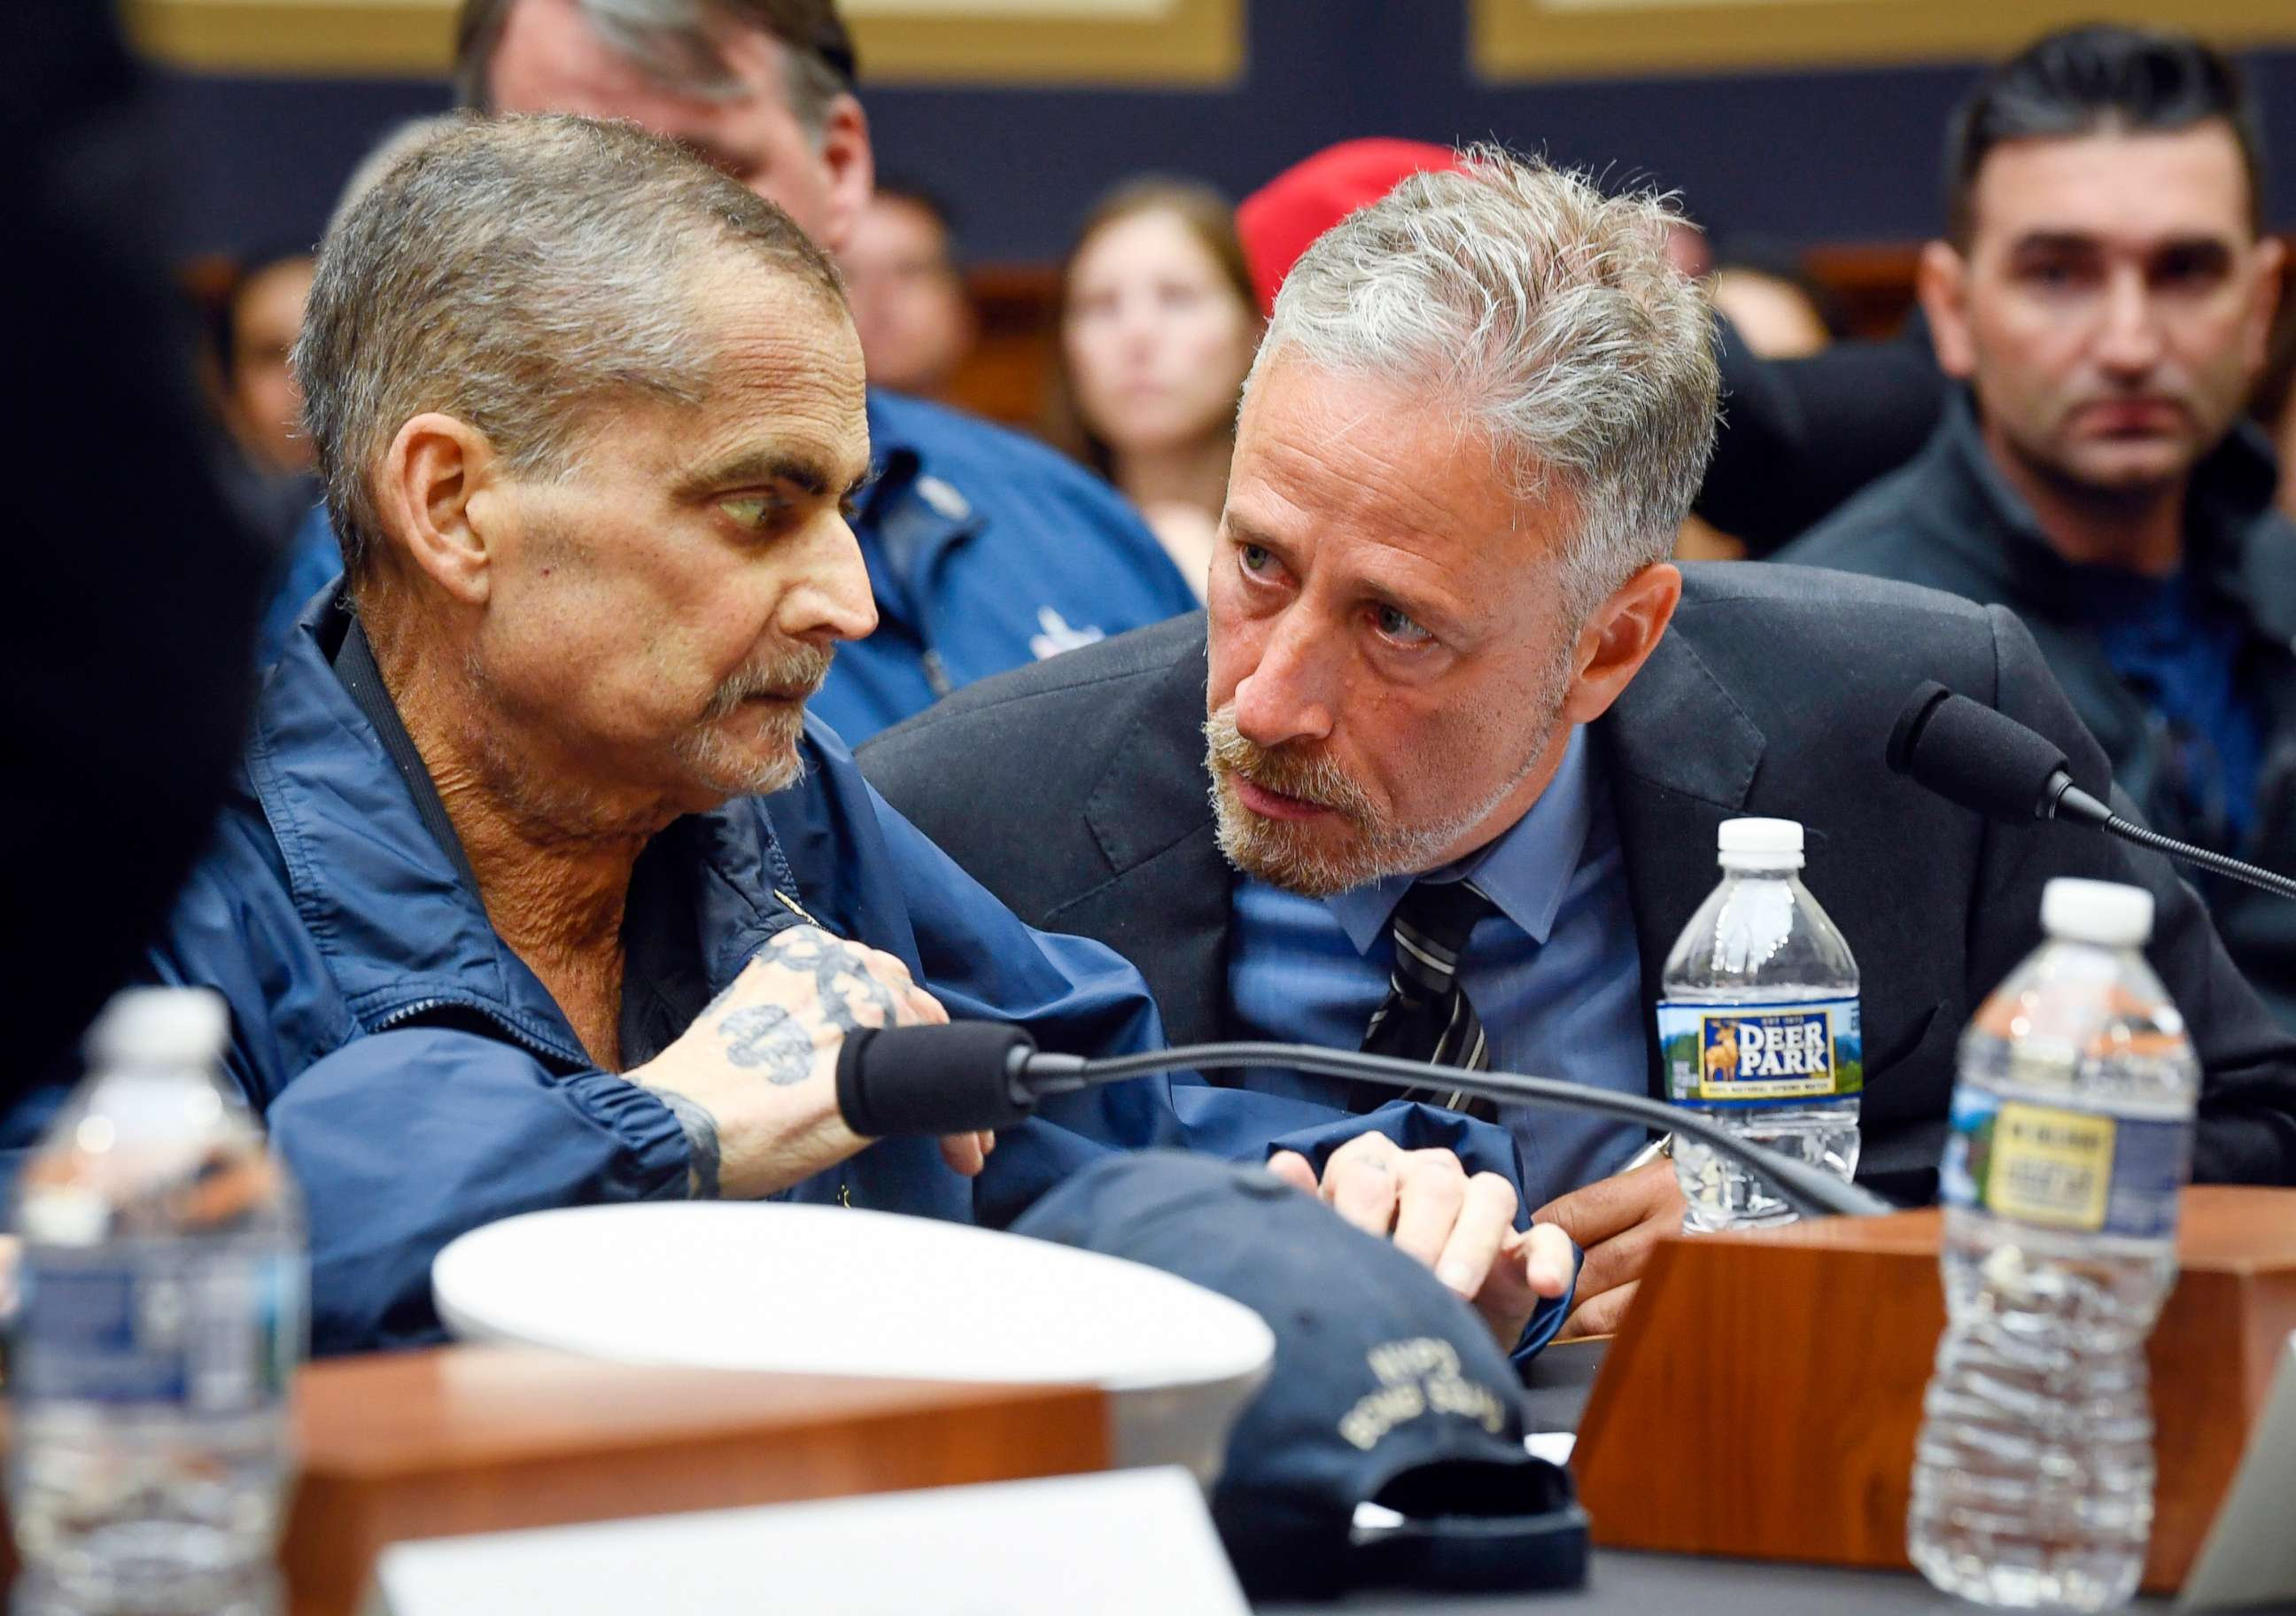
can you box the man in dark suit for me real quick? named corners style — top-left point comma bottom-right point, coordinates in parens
top-left (863, 148), bottom-right (2296, 1337)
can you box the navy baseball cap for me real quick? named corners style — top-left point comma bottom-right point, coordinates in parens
top-left (1011, 1150), bottom-right (1587, 1601)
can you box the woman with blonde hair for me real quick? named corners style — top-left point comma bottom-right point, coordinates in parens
top-left (1046, 179), bottom-right (1262, 600)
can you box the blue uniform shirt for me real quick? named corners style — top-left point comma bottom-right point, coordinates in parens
top-left (2070, 566), bottom-right (2265, 849)
top-left (1229, 726), bottom-right (1651, 1211)
top-left (809, 392), bottom-right (1201, 742)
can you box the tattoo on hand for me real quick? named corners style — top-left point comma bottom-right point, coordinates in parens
top-left (657, 1091), bottom-right (722, 1200)
top-left (760, 927), bottom-right (903, 1033)
top-left (720, 1003), bottom-right (814, 1084)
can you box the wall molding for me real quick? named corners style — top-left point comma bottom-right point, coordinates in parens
top-left (126, 0), bottom-right (1244, 84)
top-left (1471, 0), bottom-right (2296, 82)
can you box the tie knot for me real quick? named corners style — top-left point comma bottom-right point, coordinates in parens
top-left (1391, 879), bottom-right (1497, 965)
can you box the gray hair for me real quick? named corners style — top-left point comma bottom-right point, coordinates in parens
top-left (294, 113), bottom-right (846, 587)
top-left (455, 0), bottom-right (854, 140)
top-left (325, 113), bottom-right (470, 240)
top-left (1249, 146), bottom-right (1718, 617)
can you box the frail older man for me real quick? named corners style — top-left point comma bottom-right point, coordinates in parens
top-left (9, 117), bottom-right (1575, 1355)
top-left (864, 146), bottom-right (2296, 1339)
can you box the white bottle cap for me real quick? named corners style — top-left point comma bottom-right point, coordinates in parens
top-left (1717, 817), bottom-right (1804, 863)
top-left (81, 986), bottom-right (229, 1068)
top-left (2039, 878), bottom-right (2154, 948)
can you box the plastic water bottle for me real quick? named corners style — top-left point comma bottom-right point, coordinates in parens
top-left (8, 988), bottom-right (306, 1616)
top-left (1908, 879), bottom-right (2195, 1612)
top-left (1658, 817), bottom-right (1862, 1231)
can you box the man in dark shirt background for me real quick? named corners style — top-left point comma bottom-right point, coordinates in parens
top-left (1782, 24), bottom-right (2296, 1023)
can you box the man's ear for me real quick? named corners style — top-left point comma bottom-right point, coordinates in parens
top-left (1917, 239), bottom-right (1977, 381)
top-left (811, 93), bottom-right (874, 256)
top-left (1561, 561), bottom-right (1681, 727)
top-left (374, 413), bottom-right (498, 607)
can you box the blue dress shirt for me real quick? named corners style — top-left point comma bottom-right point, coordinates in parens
top-left (1229, 726), bottom-right (1650, 1211)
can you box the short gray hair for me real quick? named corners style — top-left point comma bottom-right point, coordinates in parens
top-left (1250, 146), bottom-right (1718, 616)
top-left (455, 0), bottom-right (855, 140)
top-left (325, 113), bottom-right (469, 240)
top-left (294, 113), bottom-right (846, 586)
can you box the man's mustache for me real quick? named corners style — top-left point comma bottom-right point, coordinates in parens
top-left (703, 645), bottom-right (834, 719)
top-left (1204, 706), bottom-right (1372, 820)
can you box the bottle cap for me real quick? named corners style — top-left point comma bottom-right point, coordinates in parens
top-left (1717, 817), bottom-right (1803, 862)
top-left (81, 986), bottom-right (229, 1068)
top-left (2039, 878), bottom-right (2153, 947)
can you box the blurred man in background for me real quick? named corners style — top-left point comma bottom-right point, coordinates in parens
top-left (454, 0), bottom-right (1198, 741)
top-left (841, 183), bottom-right (977, 401)
top-left (1782, 25), bottom-right (2296, 1024)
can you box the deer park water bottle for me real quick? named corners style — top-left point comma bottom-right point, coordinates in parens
top-left (1908, 878), bottom-right (2196, 1612)
top-left (1658, 817), bottom-right (1863, 1231)
top-left (8, 988), bottom-right (306, 1616)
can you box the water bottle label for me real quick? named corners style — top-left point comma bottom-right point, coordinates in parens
top-left (12, 1241), bottom-right (303, 1410)
top-left (1941, 1082), bottom-right (2191, 1239)
top-left (1656, 998), bottom-right (1862, 1107)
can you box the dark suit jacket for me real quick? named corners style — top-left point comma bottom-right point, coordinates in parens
top-left (860, 564), bottom-right (2296, 1202)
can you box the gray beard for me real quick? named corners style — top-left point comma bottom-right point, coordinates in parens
top-left (1202, 702), bottom-right (1561, 899)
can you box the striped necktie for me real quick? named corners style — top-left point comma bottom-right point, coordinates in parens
top-left (1349, 879), bottom-right (1501, 1120)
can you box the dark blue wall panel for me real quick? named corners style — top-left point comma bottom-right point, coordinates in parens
top-left (150, 0), bottom-right (2296, 263)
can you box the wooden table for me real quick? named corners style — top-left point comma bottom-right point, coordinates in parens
top-left (283, 1346), bottom-right (1108, 1615)
top-left (7, 1346), bottom-right (1109, 1616)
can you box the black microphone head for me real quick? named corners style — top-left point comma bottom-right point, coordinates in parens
top-left (1885, 684), bottom-right (2069, 824)
top-left (834, 1021), bottom-right (1037, 1138)
top-left (1885, 680), bottom-right (1953, 777)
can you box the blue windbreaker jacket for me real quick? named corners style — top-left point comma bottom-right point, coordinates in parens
top-left (122, 601), bottom-right (1208, 1351)
top-left (16, 600), bottom-right (1568, 1357)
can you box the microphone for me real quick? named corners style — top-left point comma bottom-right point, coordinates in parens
top-left (1887, 682), bottom-right (2296, 902)
top-left (835, 1025), bottom-right (1892, 1220)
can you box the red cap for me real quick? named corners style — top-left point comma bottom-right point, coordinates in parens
top-left (1235, 138), bottom-right (1466, 318)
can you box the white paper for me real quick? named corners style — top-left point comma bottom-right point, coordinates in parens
top-left (1526, 1430), bottom-right (1578, 1466)
top-left (362, 1466), bottom-right (1249, 1616)
top-left (1351, 1431), bottom-right (1578, 1534)
top-left (2180, 1330), bottom-right (2296, 1612)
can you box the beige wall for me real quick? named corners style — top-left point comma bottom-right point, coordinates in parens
top-left (127, 0), bottom-right (1242, 83)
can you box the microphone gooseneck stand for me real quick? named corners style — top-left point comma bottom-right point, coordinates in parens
top-left (1031, 1043), bottom-right (1891, 1220)
top-left (1887, 680), bottom-right (2296, 903)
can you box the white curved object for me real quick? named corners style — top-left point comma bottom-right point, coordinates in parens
top-left (432, 1202), bottom-right (1276, 1477)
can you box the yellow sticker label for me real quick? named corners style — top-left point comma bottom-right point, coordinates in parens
top-left (1987, 1102), bottom-right (2116, 1231)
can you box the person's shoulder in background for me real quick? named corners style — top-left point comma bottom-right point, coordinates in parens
top-left (1698, 310), bottom-right (1947, 555)
top-left (1769, 425), bottom-right (1984, 601)
top-left (866, 389), bottom-right (1195, 603)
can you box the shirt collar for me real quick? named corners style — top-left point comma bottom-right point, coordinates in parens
top-left (1324, 724), bottom-right (1600, 955)
top-left (1939, 387), bottom-right (2284, 589)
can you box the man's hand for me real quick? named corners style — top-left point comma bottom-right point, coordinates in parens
top-left (1268, 1133), bottom-right (1574, 1349)
top-left (633, 925), bottom-right (994, 1200)
top-left (1532, 1159), bottom-right (1684, 1339)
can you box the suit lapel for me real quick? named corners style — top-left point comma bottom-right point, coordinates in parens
top-left (1044, 629), bottom-right (1236, 1047)
top-left (1594, 623), bottom-right (1767, 1097)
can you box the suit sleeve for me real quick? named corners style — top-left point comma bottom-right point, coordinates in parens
top-left (1695, 314), bottom-right (1945, 554)
top-left (1977, 605), bottom-right (2296, 1186)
